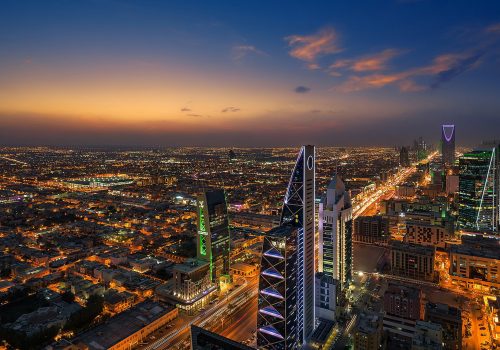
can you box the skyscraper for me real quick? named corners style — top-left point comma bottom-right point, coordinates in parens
top-left (400, 146), bottom-right (410, 167)
top-left (196, 189), bottom-right (231, 284)
top-left (458, 145), bottom-right (499, 234)
top-left (257, 225), bottom-right (299, 350)
top-left (441, 124), bottom-right (456, 167)
top-left (318, 175), bottom-right (353, 287)
top-left (281, 145), bottom-right (315, 343)
top-left (316, 176), bottom-right (353, 322)
top-left (257, 145), bottom-right (316, 348)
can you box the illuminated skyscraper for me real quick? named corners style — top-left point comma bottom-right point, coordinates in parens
top-left (441, 124), bottom-right (456, 167)
top-left (257, 145), bottom-right (316, 348)
top-left (196, 189), bottom-right (230, 284)
top-left (458, 145), bottom-right (499, 234)
top-left (257, 225), bottom-right (299, 350)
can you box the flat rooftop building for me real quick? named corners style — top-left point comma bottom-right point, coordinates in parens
top-left (67, 301), bottom-right (178, 350)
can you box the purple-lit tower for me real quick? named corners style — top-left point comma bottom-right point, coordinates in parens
top-left (257, 145), bottom-right (316, 349)
top-left (442, 124), bottom-right (456, 167)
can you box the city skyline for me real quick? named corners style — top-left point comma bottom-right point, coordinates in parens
top-left (1, 1), bottom-right (500, 146)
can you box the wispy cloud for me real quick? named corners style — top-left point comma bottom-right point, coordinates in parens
top-left (187, 113), bottom-right (203, 117)
top-left (336, 50), bottom-right (483, 92)
top-left (286, 27), bottom-right (341, 68)
top-left (180, 107), bottom-right (191, 112)
top-left (485, 23), bottom-right (500, 34)
top-left (232, 45), bottom-right (267, 61)
top-left (294, 86), bottom-right (311, 93)
top-left (330, 49), bottom-right (404, 76)
top-left (221, 106), bottom-right (240, 113)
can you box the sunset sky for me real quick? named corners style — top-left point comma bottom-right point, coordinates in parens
top-left (1, 0), bottom-right (500, 146)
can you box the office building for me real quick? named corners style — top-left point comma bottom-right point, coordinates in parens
top-left (316, 175), bottom-right (352, 323)
top-left (390, 241), bottom-right (436, 282)
top-left (449, 235), bottom-right (500, 293)
top-left (458, 146), bottom-right (499, 234)
top-left (318, 175), bottom-right (353, 287)
top-left (441, 125), bottom-right (456, 167)
top-left (257, 225), bottom-right (299, 350)
top-left (353, 216), bottom-right (389, 244)
top-left (197, 189), bottom-right (231, 284)
top-left (257, 145), bottom-right (316, 348)
top-left (157, 259), bottom-right (216, 315)
top-left (280, 145), bottom-right (315, 343)
top-left (404, 219), bottom-right (454, 248)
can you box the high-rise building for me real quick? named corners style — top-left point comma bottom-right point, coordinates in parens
top-left (257, 225), bottom-right (299, 350)
top-left (441, 124), bottom-right (456, 167)
top-left (400, 146), bottom-right (410, 167)
top-left (280, 145), bottom-right (315, 343)
top-left (197, 189), bottom-right (230, 284)
top-left (257, 145), bottom-right (316, 348)
top-left (458, 146), bottom-right (499, 234)
top-left (317, 175), bottom-right (353, 290)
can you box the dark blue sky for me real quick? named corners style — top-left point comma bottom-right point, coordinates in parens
top-left (1, 0), bottom-right (500, 146)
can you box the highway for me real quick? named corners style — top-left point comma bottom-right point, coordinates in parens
top-left (141, 276), bottom-right (259, 350)
top-left (353, 151), bottom-right (438, 219)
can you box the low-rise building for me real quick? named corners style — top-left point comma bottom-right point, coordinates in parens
top-left (156, 259), bottom-right (216, 315)
top-left (405, 219), bottom-right (454, 248)
top-left (412, 321), bottom-right (443, 350)
top-left (353, 216), bottom-right (389, 244)
top-left (390, 241), bottom-right (436, 282)
top-left (425, 302), bottom-right (462, 350)
top-left (448, 235), bottom-right (500, 293)
top-left (353, 312), bottom-right (383, 350)
top-left (67, 301), bottom-right (178, 350)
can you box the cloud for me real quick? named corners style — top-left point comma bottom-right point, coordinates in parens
top-left (294, 86), bottom-right (311, 93)
top-left (232, 45), bottom-right (267, 60)
top-left (336, 50), bottom-right (484, 92)
top-left (221, 106), bottom-right (240, 113)
top-left (286, 27), bottom-right (341, 67)
top-left (485, 23), bottom-right (500, 34)
top-left (329, 49), bottom-right (404, 76)
top-left (427, 52), bottom-right (483, 88)
top-left (180, 107), bottom-right (191, 112)
top-left (187, 113), bottom-right (203, 117)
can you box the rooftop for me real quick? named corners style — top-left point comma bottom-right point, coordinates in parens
top-left (70, 301), bottom-right (175, 349)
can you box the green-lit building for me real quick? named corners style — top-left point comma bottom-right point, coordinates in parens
top-left (458, 146), bottom-right (499, 234)
top-left (196, 189), bottom-right (231, 284)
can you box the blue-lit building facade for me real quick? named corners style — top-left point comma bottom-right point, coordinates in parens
top-left (257, 145), bottom-right (316, 349)
top-left (458, 145), bottom-right (499, 234)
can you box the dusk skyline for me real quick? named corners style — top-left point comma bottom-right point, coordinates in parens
top-left (2, 1), bottom-right (500, 146)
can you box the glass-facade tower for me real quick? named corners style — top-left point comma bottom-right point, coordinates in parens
top-left (458, 147), bottom-right (499, 234)
top-left (197, 189), bottom-right (230, 284)
top-left (257, 226), bottom-right (298, 350)
top-left (257, 145), bottom-right (315, 348)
